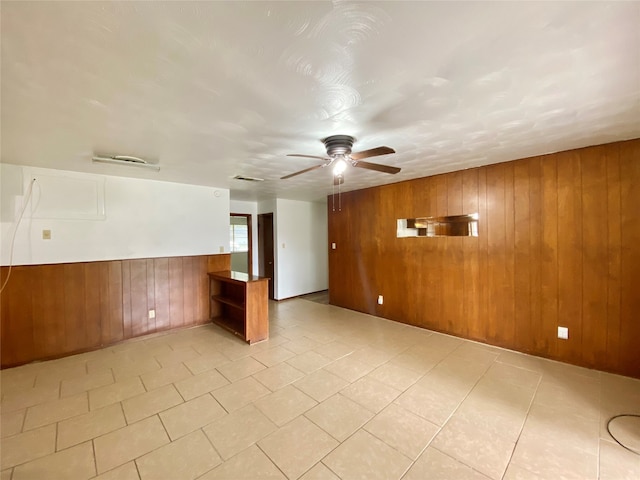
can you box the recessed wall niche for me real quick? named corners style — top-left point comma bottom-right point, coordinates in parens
top-left (397, 213), bottom-right (478, 237)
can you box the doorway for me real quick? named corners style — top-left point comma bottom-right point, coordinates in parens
top-left (230, 214), bottom-right (252, 274)
top-left (258, 213), bottom-right (275, 299)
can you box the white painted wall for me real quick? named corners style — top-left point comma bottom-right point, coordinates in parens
top-left (230, 199), bottom-right (258, 275)
top-left (0, 164), bottom-right (230, 265)
top-left (273, 198), bottom-right (328, 300)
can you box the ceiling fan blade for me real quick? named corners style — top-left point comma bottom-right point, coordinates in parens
top-left (287, 154), bottom-right (331, 161)
top-left (350, 146), bottom-right (395, 160)
top-left (281, 164), bottom-right (325, 179)
top-left (333, 174), bottom-right (344, 186)
top-left (353, 160), bottom-right (401, 174)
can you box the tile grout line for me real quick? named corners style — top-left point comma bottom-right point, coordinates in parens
top-left (90, 438), bottom-right (98, 478)
top-left (499, 361), bottom-right (544, 480)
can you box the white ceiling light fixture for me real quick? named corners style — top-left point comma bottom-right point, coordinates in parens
top-left (92, 155), bottom-right (160, 171)
top-left (332, 157), bottom-right (348, 176)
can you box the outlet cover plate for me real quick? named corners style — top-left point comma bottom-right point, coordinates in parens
top-left (557, 326), bottom-right (569, 340)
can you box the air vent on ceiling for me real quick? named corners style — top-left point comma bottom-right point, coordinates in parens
top-left (233, 175), bottom-right (264, 182)
top-left (92, 155), bottom-right (160, 171)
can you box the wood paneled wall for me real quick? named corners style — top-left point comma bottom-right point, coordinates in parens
top-left (328, 139), bottom-right (640, 378)
top-left (0, 254), bottom-right (230, 368)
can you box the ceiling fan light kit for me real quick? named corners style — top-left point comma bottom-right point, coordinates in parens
top-left (333, 158), bottom-right (348, 176)
top-left (282, 134), bottom-right (401, 185)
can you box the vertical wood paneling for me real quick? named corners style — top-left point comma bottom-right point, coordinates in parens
top-left (477, 168), bottom-right (489, 343)
top-left (462, 169), bottom-right (480, 340)
top-left (486, 164), bottom-right (506, 344)
top-left (106, 261), bottom-right (124, 344)
top-left (503, 163), bottom-right (516, 346)
top-left (1, 254), bottom-right (229, 368)
top-left (129, 259), bottom-right (149, 337)
top-left (328, 139), bottom-right (640, 378)
top-left (183, 256), bottom-right (195, 324)
top-left (444, 173), bottom-right (463, 334)
top-left (435, 176), bottom-right (447, 329)
top-left (169, 257), bottom-right (185, 329)
top-left (64, 263), bottom-right (86, 352)
top-left (2, 268), bottom-right (35, 365)
top-left (84, 262), bottom-right (103, 349)
top-left (146, 259), bottom-right (156, 333)
top-left (581, 146), bottom-right (609, 368)
top-left (529, 157), bottom-right (544, 353)
top-left (197, 255), bottom-right (210, 324)
top-left (540, 155), bottom-right (558, 357)
top-left (556, 151), bottom-right (583, 363)
top-left (605, 148), bottom-right (622, 371)
top-left (513, 160), bottom-right (532, 352)
top-left (121, 260), bottom-right (132, 339)
top-left (34, 265), bottom-right (66, 357)
top-left (153, 258), bottom-right (170, 331)
top-left (619, 141), bottom-right (640, 376)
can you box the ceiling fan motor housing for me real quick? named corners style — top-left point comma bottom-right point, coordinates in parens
top-left (323, 135), bottom-right (355, 156)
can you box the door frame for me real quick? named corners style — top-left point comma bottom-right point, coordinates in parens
top-left (258, 212), bottom-right (275, 299)
top-left (230, 213), bottom-right (252, 275)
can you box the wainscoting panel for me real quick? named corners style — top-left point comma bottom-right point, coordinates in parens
top-left (0, 254), bottom-right (230, 368)
top-left (328, 139), bottom-right (640, 378)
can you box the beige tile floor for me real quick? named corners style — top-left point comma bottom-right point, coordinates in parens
top-left (1, 298), bottom-right (639, 480)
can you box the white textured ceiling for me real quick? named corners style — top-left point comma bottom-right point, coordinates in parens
top-left (2, 1), bottom-right (639, 202)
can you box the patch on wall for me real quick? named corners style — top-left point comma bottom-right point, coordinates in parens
top-left (26, 170), bottom-right (106, 220)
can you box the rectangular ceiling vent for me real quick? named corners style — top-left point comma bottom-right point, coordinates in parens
top-left (233, 175), bottom-right (264, 182)
top-left (92, 155), bottom-right (160, 171)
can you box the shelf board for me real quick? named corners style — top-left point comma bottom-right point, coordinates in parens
top-left (211, 295), bottom-right (244, 310)
top-left (211, 316), bottom-right (246, 339)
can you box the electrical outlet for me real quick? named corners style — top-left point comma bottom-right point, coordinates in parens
top-left (148, 309), bottom-right (156, 319)
top-left (557, 326), bottom-right (569, 340)
top-left (42, 229), bottom-right (51, 240)
top-left (219, 246), bottom-right (224, 253)
top-left (378, 295), bottom-right (384, 305)
top-left (331, 242), bottom-right (336, 250)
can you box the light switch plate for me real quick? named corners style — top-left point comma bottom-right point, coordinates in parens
top-left (42, 229), bottom-right (51, 240)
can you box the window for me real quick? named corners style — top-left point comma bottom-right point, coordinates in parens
top-left (230, 223), bottom-right (249, 252)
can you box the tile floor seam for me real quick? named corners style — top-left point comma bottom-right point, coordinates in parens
top-left (363, 423), bottom-right (435, 471)
top-left (430, 445), bottom-right (493, 479)
top-left (55, 420), bottom-right (60, 452)
top-left (254, 441), bottom-right (290, 480)
top-left (90, 438), bottom-right (98, 478)
top-left (319, 459), bottom-right (342, 480)
top-left (199, 424), bottom-right (226, 465)
top-left (18, 406), bottom-right (27, 437)
top-left (500, 368), bottom-right (544, 480)
top-left (424, 356), bottom-right (491, 429)
top-left (416, 357), bottom-right (505, 478)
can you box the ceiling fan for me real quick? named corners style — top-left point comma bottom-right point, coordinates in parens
top-left (281, 135), bottom-right (400, 185)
